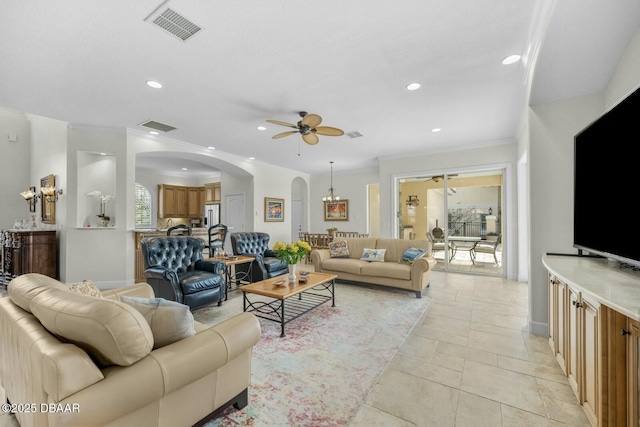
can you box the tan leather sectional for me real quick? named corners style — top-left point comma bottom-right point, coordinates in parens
top-left (310, 238), bottom-right (436, 298)
top-left (0, 274), bottom-right (260, 427)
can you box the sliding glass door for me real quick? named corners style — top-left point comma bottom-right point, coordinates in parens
top-left (398, 169), bottom-right (504, 276)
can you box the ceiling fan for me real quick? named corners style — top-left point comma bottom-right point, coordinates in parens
top-left (266, 111), bottom-right (344, 145)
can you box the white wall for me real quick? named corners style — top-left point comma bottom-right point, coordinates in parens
top-left (0, 110), bottom-right (31, 229)
top-left (309, 167), bottom-right (379, 234)
top-left (526, 26), bottom-right (640, 336)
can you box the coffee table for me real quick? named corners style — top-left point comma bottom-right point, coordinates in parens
top-left (240, 272), bottom-right (337, 337)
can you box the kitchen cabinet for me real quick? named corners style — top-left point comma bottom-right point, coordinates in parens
top-left (159, 184), bottom-right (204, 218)
top-left (205, 182), bottom-right (221, 204)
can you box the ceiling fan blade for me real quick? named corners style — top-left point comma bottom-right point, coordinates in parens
top-left (315, 126), bottom-right (344, 136)
top-left (266, 119), bottom-right (298, 129)
top-left (272, 131), bottom-right (298, 139)
top-left (302, 133), bottom-right (319, 145)
top-left (301, 114), bottom-right (322, 128)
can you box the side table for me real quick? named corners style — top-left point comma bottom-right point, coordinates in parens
top-left (207, 255), bottom-right (255, 299)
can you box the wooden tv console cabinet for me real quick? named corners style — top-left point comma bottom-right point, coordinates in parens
top-left (543, 255), bottom-right (640, 427)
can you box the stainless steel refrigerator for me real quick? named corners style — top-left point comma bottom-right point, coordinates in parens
top-left (203, 204), bottom-right (220, 227)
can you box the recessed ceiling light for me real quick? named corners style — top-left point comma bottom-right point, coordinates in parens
top-left (181, 168), bottom-right (188, 171)
top-left (431, 128), bottom-right (442, 133)
top-left (146, 80), bottom-right (163, 89)
top-left (207, 146), bottom-right (216, 150)
top-left (502, 55), bottom-right (521, 65)
top-left (406, 82), bottom-right (421, 91)
top-left (99, 152), bottom-right (107, 156)
top-left (257, 126), bottom-right (266, 131)
top-left (248, 157), bottom-right (255, 160)
top-left (149, 131), bottom-right (159, 135)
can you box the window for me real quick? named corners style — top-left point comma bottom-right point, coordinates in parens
top-left (135, 183), bottom-right (152, 227)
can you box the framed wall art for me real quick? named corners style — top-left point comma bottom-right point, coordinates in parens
top-left (40, 174), bottom-right (55, 224)
top-left (264, 197), bottom-right (284, 222)
top-left (324, 199), bottom-right (349, 221)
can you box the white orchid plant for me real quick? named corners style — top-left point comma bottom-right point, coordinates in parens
top-left (87, 191), bottom-right (115, 220)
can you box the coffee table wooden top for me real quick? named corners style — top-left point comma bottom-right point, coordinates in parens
top-left (206, 255), bottom-right (254, 266)
top-left (240, 272), bottom-right (337, 299)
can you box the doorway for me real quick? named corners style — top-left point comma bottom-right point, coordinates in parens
top-left (398, 170), bottom-right (504, 276)
top-left (225, 193), bottom-right (245, 254)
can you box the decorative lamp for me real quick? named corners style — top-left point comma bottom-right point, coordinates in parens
top-left (41, 185), bottom-right (63, 203)
top-left (406, 195), bottom-right (420, 207)
top-left (321, 161), bottom-right (341, 202)
top-left (488, 207), bottom-right (493, 215)
top-left (20, 188), bottom-right (41, 210)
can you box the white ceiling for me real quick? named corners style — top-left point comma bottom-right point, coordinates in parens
top-left (1, 1), bottom-right (639, 175)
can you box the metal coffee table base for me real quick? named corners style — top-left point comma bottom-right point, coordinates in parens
top-left (243, 279), bottom-right (335, 337)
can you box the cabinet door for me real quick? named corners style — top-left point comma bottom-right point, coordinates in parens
top-left (556, 279), bottom-right (568, 374)
top-left (175, 187), bottom-right (188, 217)
top-left (549, 274), bottom-right (557, 352)
top-left (568, 286), bottom-right (581, 399)
top-left (628, 318), bottom-right (640, 427)
top-left (205, 184), bottom-right (215, 203)
top-left (213, 183), bottom-right (221, 203)
top-left (581, 296), bottom-right (600, 426)
top-left (187, 187), bottom-right (201, 217)
top-left (162, 186), bottom-right (177, 217)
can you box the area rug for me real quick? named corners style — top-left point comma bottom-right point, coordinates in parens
top-left (193, 282), bottom-right (432, 426)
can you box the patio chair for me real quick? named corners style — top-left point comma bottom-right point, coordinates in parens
top-left (472, 235), bottom-right (502, 265)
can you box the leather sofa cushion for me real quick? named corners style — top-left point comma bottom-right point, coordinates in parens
top-left (179, 271), bottom-right (223, 295)
top-left (8, 273), bottom-right (69, 313)
top-left (121, 296), bottom-right (196, 349)
top-left (30, 287), bottom-right (154, 367)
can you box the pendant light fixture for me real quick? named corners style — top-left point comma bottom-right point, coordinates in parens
top-left (322, 161), bottom-right (341, 202)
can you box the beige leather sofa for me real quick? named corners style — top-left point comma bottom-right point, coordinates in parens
top-left (310, 238), bottom-right (436, 298)
top-left (0, 274), bottom-right (261, 427)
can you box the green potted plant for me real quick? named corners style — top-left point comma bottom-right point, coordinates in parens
top-left (326, 227), bottom-right (338, 237)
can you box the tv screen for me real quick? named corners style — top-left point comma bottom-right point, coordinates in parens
top-left (574, 85), bottom-right (640, 267)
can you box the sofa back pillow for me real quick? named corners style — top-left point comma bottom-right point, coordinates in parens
top-left (360, 248), bottom-right (386, 262)
top-left (30, 288), bottom-right (154, 366)
top-left (8, 273), bottom-right (70, 313)
top-left (121, 296), bottom-right (195, 349)
top-left (328, 240), bottom-right (350, 258)
top-left (399, 247), bottom-right (427, 265)
top-left (376, 238), bottom-right (430, 262)
top-left (341, 238), bottom-right (377, 260)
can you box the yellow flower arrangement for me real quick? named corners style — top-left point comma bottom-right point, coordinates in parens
top-left (272, 240), bottom-right (312, 265)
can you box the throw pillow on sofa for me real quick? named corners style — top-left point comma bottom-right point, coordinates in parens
top-left (67, 279), bottom-right (102, 298)
top-left (329, 240), bottom-right (350, 258)
top-left (399, 247), bottom-right (427, 265)
top-left (360, 248), bottom-right (386, 262)
top-left (121, 296), bottom-right (196, 349)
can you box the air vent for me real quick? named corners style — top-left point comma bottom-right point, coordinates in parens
top-left (139, 120), bottom-right (177, 132)
top-left (145, 2), bottom-right (202, 42)
top-left (345, 131), bottom-right (363, 139)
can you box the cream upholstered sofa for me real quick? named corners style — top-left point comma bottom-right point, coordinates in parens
top-left (0, 274), bottom-right (261, 427)
top-left (310, 238), bottom-right (436, 298)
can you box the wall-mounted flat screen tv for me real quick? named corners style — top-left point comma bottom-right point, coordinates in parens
top-left (574, 85), bottom-right (640, 267)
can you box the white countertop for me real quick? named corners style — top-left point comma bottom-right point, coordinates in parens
top-left (542, 254), bottom-right (640, 321)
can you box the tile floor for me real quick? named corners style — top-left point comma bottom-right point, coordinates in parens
top-left (351, 270), bottom-right (590, 426)
top-left (1, 270), bottom-right (590, 427)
